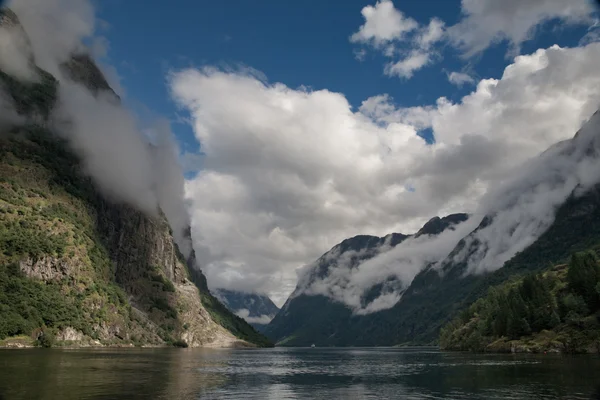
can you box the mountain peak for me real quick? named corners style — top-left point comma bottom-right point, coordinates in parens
top-left (416, 213), bottom-right (469, 237)
top-left (0, 8), bottom-right (20, 28)
top-left (61, 54), bottom-right (119, 100)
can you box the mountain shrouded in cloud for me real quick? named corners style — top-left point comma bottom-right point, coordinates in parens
top-left (292, 213), bottom-right (471, 315)
top-left (285, 108), bottom-right (600, 316)
top-left (5, 0), bottom-right (195, 260)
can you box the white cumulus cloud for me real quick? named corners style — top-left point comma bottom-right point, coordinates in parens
top-left (350, 0), bottom-right (417, 46)
top-left (172, 42), bottom-right (600, 305)
top-left (350, 0), bottom-right (597, 79)
top-left (350, 2), bottom-right (445, 80)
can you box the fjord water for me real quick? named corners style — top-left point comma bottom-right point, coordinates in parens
top-left (0, 348), bottom-right (598, 400)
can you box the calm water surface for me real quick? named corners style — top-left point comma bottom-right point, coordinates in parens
top-left (0, 347), bottom-right (599, 399)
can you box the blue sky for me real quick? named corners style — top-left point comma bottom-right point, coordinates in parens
top-left (96, 0), bottom-right (595, 154)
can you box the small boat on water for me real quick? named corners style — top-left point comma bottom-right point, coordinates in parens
top-left (311, 344), bottom-right (315, 348)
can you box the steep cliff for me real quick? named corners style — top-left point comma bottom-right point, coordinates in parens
top-left (0, 8), bottom-right (270, 348)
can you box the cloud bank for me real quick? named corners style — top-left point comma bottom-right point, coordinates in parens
top-left (172, 42), bottom-right (600, 305)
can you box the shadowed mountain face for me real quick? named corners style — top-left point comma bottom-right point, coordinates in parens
top-left (264, 214), bottom-right (469, 346)
top-left (213, 289), bottom-right (280, 332)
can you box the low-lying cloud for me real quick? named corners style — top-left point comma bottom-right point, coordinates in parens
top-left (0, 90), bottom-right (22, 129)
top-left (234, 309), bottom-right (274, 325)
top-left (0, 11), bottom-right (36, 81)
top-left (456, 110), bottom-right (600, 274)
top-left (298, 217), bottom-right (480, 314)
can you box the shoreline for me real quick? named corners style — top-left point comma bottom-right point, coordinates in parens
top-left (0, 335), bottom-right (257, 350)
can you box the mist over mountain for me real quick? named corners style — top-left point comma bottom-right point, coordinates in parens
top-left (0, 0), bottom-right (200, 263)
top-left (293, 213), bottom-right (470, 315)
top-left (265, 213), bottom-right (470, 343)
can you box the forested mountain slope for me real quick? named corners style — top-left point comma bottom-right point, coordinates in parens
top-left (440, 252), bottom-right (600, 353)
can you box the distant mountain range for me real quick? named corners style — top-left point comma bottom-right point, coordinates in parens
top-left (213, 289), bottom-right (280, 332)
top-left (265, 110), bottom-right (600, 347)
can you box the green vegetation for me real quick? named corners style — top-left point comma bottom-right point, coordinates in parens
top-left (0, 259), bottom-right (140, 343)
top-left (440, 252), bottom-right (600, 353)
top-left (150, 270), bottom-right (176, 293)
top-left (0, 218), bottom-right (68, 259)
top-left (0, 129), bottom-right (272, 347)
top-left (34, 328), bottom-right (55, 348)
top-left (0, 263), bottom-right (83, 339)
top-left (0, 129), bottom-right (157, 345)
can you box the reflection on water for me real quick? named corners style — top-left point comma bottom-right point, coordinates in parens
top-left (0, 347), bottom-right (599, 399)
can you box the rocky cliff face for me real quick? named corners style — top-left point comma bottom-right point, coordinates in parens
top-left (0, 7), bottom-right (269, 348)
